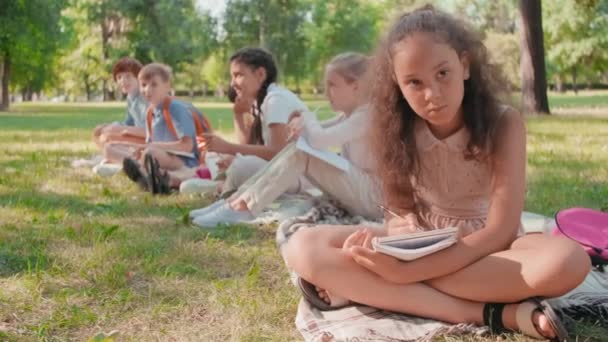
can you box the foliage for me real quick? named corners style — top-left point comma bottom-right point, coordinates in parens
top-left (543, 0), bottom-right (608, 88)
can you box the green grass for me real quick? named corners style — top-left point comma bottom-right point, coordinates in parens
top-left (0, 93), bottom-right (607, 341)
top-left (548, 91), bottom-right (608, 108)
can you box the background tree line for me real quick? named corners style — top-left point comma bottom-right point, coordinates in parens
top-left (1, 0), bottom-right (607, 112)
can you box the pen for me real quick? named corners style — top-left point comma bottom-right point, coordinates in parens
top-left (287, 106), bottom-right (321, 142)
top-left (377, 203), bottom-right (424, 232)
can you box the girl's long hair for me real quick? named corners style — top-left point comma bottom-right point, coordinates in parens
top-left (371, 5), bottom-right (510, 209)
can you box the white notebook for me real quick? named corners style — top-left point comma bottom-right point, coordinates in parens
top-left (295, 136), bottom-right (350, 172)
top-left (372, 227), bottom-right (459, 261)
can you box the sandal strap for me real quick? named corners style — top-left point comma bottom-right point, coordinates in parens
top-left (515, 301), bottom-right (545, 340)
top-left (483, 303), bottom-right (508, 335)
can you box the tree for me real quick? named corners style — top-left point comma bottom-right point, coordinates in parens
top-left (222, 0), bottom-right (309, 88)
top-left (484, 32), bottom-right (520, 90)
top-left (518, 0), bottom-right (550, 114)
top-left (79, 0), bottom-right (130, 100)
top-left (303, 0), bottom-right (382, 87)
top-left (0, 0), bottom-right (67, 110)
top-left (201, 53), bottom-right (229, 95)
top-left (57, 4), bottom-right (110, 101)
top-left (120, 0), bottom-right (217, 73)
top-left (452, 0), bottom-right (517, 34)
top-left (543, 0), bottom-right (608, 93)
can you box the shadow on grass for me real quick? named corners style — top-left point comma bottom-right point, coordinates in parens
top-left (1, 105), bottom-right (236, 132)
top-left (0, 113), bottom-right (118, 131)
top-left (0, 190), bottom-right (100, 214)
top-left (0, 225), bottom-right (51, 277)
top-left (526, 152), bottom-right (608, 215)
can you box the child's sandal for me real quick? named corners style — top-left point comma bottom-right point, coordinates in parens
top-left (483, 298), bottom-right (568, 341)
top-left (123, 158), bottom-right (149, 190)
top-left (297, 277), bottom-right (351, 311)
top-left (144, 154), bottom-right (170, 195)
top-left (153, 157), bottom-right (171, 194)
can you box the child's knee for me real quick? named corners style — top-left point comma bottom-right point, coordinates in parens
top-left (143, 146), bottom-right (160, 157)
top-left (286, 230), bottom-right (322, 280)
top-left (225, 156), bottom-right (263, 189)
top-left (99, 133), bottom-right (112, 144)
top-left (102, 143), bottom-right (113, 155)
top-left (534, 236), bottom-right (591, 296)
top-left (93, 124), bottom-right (106, 138)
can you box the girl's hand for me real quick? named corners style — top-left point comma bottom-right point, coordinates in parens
top-left (233, 95), bottom-right (253, 116)
top-left (201, 133), bottom-right (233, 154)
top-left (288, 110), bottom-right (302, 122)
top-left (345, 229), bottom-right (409, 284)
top-left (216, 155), bottom-right (235, 172)
top-left (287, 116), bottom-right (304, 142)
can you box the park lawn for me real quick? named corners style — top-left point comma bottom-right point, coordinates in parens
top-left (0, 94), bottom-right (607, 341)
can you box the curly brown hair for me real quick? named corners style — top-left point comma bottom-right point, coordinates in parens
top-left (111, 57), bottom-right (143, 81)
top-left (371, 5), bottom-right (510, 211)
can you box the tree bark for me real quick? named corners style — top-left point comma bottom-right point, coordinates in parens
top-left (101, 16), bottom-right (110, 101)
top-left (555, 74), bottom-right (564, 93)
top-left (572, 67), bottom-right (578, 94)
top-left (1, 52), bottom-right (10, 111)
top-left (84, 75), bottom-right (92, 101)
top-left (518, 0), bottom-right (550, 114)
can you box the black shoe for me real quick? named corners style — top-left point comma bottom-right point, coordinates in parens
top-left (123, 158), bottom-right (149, 190)
top-left (144, 154), bottom-right (171, 195)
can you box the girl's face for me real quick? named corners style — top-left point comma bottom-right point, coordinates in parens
top-left (116, 72), bottom-right (139, 95)
top-left (230, 61), bottom-right (266, 101)
top-left (324, 69), bottom-right (359, 113)
top-left (392, 32), bottom-right (470, 134)
top-left (139, 75), bottom-right (170, 106)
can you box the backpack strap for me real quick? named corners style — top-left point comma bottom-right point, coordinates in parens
top-left (162, 97), bottom-right (179, 139)
top-left (146, 105), bottom-right (154, 140)
top-left (146, 97), bottom-right (179, 140)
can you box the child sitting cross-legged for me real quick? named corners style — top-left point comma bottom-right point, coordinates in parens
top-left (121, 63), bottom-right (203, 192)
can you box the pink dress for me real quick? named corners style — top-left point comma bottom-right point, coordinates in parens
top-left (411, 116), bottom-right (522, 237)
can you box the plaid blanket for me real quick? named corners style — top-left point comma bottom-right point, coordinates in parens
top-left (274, 197), bottom-right (608, 341)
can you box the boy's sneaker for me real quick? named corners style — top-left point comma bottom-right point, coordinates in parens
top-left (180, 178), bottom-right (218, 194)
top-left (92, 162), bottom-right (122, 177)
top-left (123, 158), bottom-right (149, 190)
top-left (189, 199), bottom-right (225, 219)
top-left (72, 155), bottom-right (104, 168)
top-left (192, 202), bottom-right (254, 228)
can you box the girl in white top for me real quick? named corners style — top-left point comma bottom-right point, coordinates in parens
top-left (191, 52), bottom-right (383, 227)
top-left (201, 48), bottom-right (309, 193)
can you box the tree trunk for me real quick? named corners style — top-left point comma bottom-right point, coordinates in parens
top-left (1, 52), bottom-right (10, 111)
top-left (22, 86), bottom-right (33, 101)
top-left (518, 0), bottom-right (550, 114)
top-left (572, 67), bottom-right (578, 94)
top-left (84, 76), bottom-right (92, 101)
top-left (555, 74), bottom-right (564, 93)
top-left (101, 18), bottom-right (110, 101)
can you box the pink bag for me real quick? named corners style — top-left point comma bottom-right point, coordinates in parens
top-left (553, 207), bottom-right (608, 268)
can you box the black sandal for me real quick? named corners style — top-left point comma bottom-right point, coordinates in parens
top-left (483, 298), bottom-right (568, 341)
top-left (144, 154), bottom-right (170, 195)
top-left (297, 277), bottom-right (351, 311)
top-left (123, 158), bottom-right (149, 190)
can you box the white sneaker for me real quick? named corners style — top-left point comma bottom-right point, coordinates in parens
top-left (72, 155), bottom-right (104, 168)
top-left (93, 163), bottom-right (122, 177)
top-left (189, 200), bottom-right (225, 219)
top-left (180, 178), bottom-right (218, 194)
top-left (192, 203), bottom-right (255, 228)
